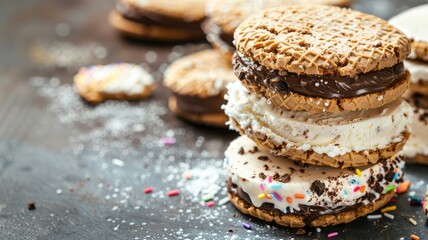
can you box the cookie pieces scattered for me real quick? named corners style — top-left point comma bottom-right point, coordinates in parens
top-left (74, 63), bottom-right (155, 104)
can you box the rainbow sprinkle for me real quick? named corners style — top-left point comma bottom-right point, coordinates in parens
top-left (270, 183), bottom-right (282, 190)
top-left (353, 186), bottom-right (361, 192)
top-left (286, 197), bottom-right (293, 203)
top-left (294, 193), bottom-right (305, 199)
top-left (410, 234), bottom-right (420, 240)
top-left (259, 183), bottom-right (264, 191)
top-left (144, 187), bottom-right (153, 194)
top-left (160, 136), bottom-right (176, 145)
top-left (385, 185), bottom-right (396, 193)
top-left (242, 222), bottom-right (252, 230)
top-left (258, 193), bottom-right (266, 199)
top-left (383, 212), bottom-right (394, 220)
top-left (396, 180), bottom-right (411, 194)
top-left (268, 176), bottom-right (273, 183)
top-left (380, 205), bottom-right (397, 213)
top-left (206, 201), bottom-right (215, 208)
top-left (272, 192), bottom-right (283, 201)
top-left (355, 169), bottom-right (362, 177)
top-left (327, 232), bottom-right (339, 238)
top-left (409, 218), bottom-right (417, 226)
top-left (167, 189), bottom-right (180, 197)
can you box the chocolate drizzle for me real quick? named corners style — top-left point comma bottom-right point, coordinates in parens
top-left (173, 93), bottom-right (226, 115)
top-left (233, 52), bottom-right (406, 99)
top-left (116, 1), bottom-right (204, 29)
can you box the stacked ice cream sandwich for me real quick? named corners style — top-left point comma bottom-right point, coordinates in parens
top-left (390, 4), bottom-right (428, 164)
top-left (223, 5), bottom-right (413, 227)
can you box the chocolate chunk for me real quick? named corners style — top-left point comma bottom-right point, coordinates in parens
top-left (228, 229), bottom-right (234, 233)
top-left (249, 146), bottom-right (259, 153)
top-left (263, 164), bottom-right (269, 170)
top-left (238, 147), bottom-right (245, 155)
top-left (384, 168), bottom-right (395, 182)
top-left (273, 173), bottom-right (291, 183)
top-left (259, 172), bottom-right (267, 180)
top-left (310, 180), bottom-right (326, 196)
top-left (258, 156), bottom-right (269, 161)
top-left (27, 201), bottom-right (36, 210)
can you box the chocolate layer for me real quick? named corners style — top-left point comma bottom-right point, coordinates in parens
top-left (201, 19), bottom-right (235, 52)
top-left (233, 52), bottom-right (406, 99)
top-left (174, 93), bottom-right (226, 115)
top-left (116, 1), bottom-right (203, 29)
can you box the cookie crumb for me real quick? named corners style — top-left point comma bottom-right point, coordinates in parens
top-left (27, 201), bottom-right (36, 210)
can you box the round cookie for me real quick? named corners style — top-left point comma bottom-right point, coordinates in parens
top-left (224, 81), bottom-right (412, 168)
top-left (405, 60), bottom-right (428, 95)
top-left (389, 4), bottom-right (428, 62)
top-left (203, 0), bottom-right (351, 57)
top-left (224, 136), bottom-right (405, 227)
top-left (233, 5), bottom-right (411, 113)
top-left (74, 63), bottom-right (156, 104)
top-left (402, 93), bottom-right (428, 164)
top-left (164, 49), bottom-right (236, 127)
top-left (110, 0), bottom-right (207, 41)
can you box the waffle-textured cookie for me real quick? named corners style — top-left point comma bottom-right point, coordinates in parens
top-left (235, 6), bottom-right (410, 76)
top-left (206, 0), bottom-right (351, 37)
top-left (120, 0), bottom-right (206, 21)
top-left (389, 4), bottom-right (428, 62)
top-left (229, 191), bottom-right (395, 228)
top-left (164, 49), bottom-right (235, 98)
top-left (74, 63), bottom-right (156, 104)
top-left (164, 49), bottom-right (236, 127)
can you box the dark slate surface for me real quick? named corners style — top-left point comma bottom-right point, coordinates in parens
top-left (0, 0), bottom-right (427, 239)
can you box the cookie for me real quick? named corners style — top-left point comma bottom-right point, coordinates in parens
top-left (164, 49), bottom-right (236, 127)
top-left (110, 0), bottom-right (207, 41)
top-left (425, 191), bottom-right (428, 218)
top-left (402, 93), bottom-right (428, 164)
top-left (233, 6), bottom-right (411, 113)
top-left (74, 63), bottom-right (156, 104)
top-left (405, 60), bottom-right (428, 95)
top-left (224, 81), bottom-right (412, 168)
top-left (224, 136), bottom-right (405, 227)
top-left (203, 0), bottom-right (350, 57)
top-left (389, 4), bottom-right (428, 62)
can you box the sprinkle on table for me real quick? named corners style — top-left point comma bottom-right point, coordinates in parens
top-left (202, 194), bottom-right (213, 202)
top-left (206, 201), bottom-right (215, 208)
top-left (396, 180), bottom-right (411, 194)
top-left (242, 222), bottom-right (252, 230)
top-left (380, 205), bottom-right (397, 213)
top-left (409, 218), bottom-right (417, 226)
top-left (218, 197), bottom-right (230, 205)
top-left (410, 234), bottom-right (420, 240)
top-left (182, 171), bottom-right (192, 180)
top-left (144, 187), bottom-right (153, 194)
top-left (167, 189), bottom-right (180, 197)
top-left (383, 212), bottom-right (394, 220)
top-left (160, 136), bottom-right (176, 145)
top-left (327, 232), bottom-right (338, 238)
top-left (367, 214), bottom-right (382, 220)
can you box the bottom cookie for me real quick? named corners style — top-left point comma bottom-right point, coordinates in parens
top-left (224, 136), bottom-right (405, 227)
top-left (228, 190), bottom-right (395, 228)
top-left (168, 96), bottom-right (228, 128)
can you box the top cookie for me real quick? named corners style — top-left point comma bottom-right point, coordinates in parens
top-left (389, 4), bottom-right (428, 62)
top-left (120, 0), bottom-right (206, 21)
top-left (206, 0), bottom-right (351, 36)
top-left (234, 5), bottom-right (410, 76)
top-left (164, 49), bottom-right (236, 98)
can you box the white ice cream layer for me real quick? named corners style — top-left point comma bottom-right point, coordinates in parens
top-left (224, 81), bottom-right (412, 157)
